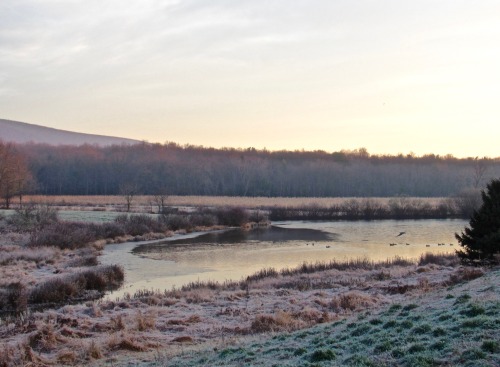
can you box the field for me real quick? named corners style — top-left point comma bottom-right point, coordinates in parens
top-left (1, 196), bottom-right (497, 366)
top-left (21, 195), bottom-right (448, 212)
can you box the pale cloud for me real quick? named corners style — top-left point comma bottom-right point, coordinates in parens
top-left (1, 0), bottom-right (500, 157)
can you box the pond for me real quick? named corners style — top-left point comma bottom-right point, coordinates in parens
top-left (101, 219), bottom-right (467, 299)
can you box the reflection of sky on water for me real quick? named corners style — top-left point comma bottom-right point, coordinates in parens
top-left (102, 219), bottom-right (467, 300)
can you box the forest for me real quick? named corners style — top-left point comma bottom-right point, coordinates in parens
top-left (2, 141), bottom-right (500, 199)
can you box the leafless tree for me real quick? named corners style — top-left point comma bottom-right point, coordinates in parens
top-left (472, 157), bottom-right (488, 189)
top-left (119, 183), bottom-right (139, 212)
top-left (152, 193), bottom-right (168, 213)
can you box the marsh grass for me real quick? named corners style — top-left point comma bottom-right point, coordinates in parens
top-left (132, 254), bottom-right (453, 300)
top-left (0, 245), bottom-right (58, 266)
top-left (269, 197), bottom-right (460, 220)
top-left (418, 252), bottom-right (459, 267)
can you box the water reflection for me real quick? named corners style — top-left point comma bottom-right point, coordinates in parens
top-left (102, 219), bottom-right (466, 299)
top-left (132, 225), bottom-right (336, 254)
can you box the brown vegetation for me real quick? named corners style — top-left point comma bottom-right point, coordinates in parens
top-left (0, 142), bottom-right (32, 209)
top-left (0, 251), bottom-right (490, 366)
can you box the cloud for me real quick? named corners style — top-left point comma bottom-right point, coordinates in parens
top-left (1, 1), bottom-right (499, 157)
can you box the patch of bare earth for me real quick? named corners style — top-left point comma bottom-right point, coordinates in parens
top-left (1, 253), bottom-right (487, 366)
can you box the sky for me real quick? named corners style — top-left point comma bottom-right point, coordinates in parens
top-left (1, 0), bottom-right (500, 158)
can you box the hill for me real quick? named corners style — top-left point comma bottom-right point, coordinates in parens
top-left (0, 119), bottom-right (140, 146)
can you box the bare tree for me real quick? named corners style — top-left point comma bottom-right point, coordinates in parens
top-left (472, 157), bottom-right (488, 189)
top-left (119, 183), bottom-right (138, 212)
top-left (152, 193), bottom-right (168, 213)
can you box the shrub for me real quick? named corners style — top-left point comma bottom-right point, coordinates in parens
top-left (29, 278), bottom-right (79, 304)
top-left (160, 214), bottom-right (192, 231)
top-left (8, 204), bottom-right (58, 231)
top-left (28, 265), bottom-right (124, 304)
top-left (28, 222), bottom-right (97, 249)
top-left (248, 210), bottom-right (268, 223)
top-left (189, 213), bottom-right (218, 227)
top-left (126, 214), bottom-right (165, 235)
top-left (100, 222), bottom-right (126, 238)
top-left (215, 207), bottom-right (249, 227)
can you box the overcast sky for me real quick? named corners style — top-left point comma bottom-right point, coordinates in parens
top-left (1, 0), bottom-right (500, 157)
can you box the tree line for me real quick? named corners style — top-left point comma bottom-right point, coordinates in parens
top-left (2, 141), bottom-right (500, 203)
top-left (0, 142), bottom-right (32, 208)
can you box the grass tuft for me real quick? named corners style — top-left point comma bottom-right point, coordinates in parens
top-left (310, 349), bottom-right (336, 362)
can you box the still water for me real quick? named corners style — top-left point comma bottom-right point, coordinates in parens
top-left (101, 219), bottom-right (467, 299)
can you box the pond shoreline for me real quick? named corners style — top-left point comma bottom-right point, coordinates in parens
top-left (101, 219), bottom-right (464, 300)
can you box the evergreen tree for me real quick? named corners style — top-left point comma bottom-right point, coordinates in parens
top-left (456, 179), bottom-right (500, 264)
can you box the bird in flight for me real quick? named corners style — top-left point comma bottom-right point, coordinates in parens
top-left (396, 232), bottom-right (406, 237)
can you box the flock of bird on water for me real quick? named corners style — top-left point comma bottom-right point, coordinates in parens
top-left (304, 231), bottom-right (454, 249)
top-left (389, 231), bottom-right (453, 247)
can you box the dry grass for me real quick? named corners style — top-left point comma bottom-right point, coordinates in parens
top-left (108, 332), bottom-right (148, 352)
top-left (56, 349), bottom-right (77, 364)
top-left (251, 311), bottom-right (306, 332)
top-left (418, 252), bottom-right (460, 267)
top-left (87, 340), bottom-right (103, 359)
top-left (171, 336), bottom-right (194, 343)
top-left (136, 311), bottom-right (156, 331)
top-left (449, 267), bottom-right (485, 284)
top-left (22, 195), bottom-right (446, 210)
top-left (0, 245), bottom-right (59, 266)
top-left (110, 315), bottom-right (126, 331)
top-left (167, 315), bottom-right (202, 326)
top-left (330, 291), bottom-right (377, 312)
top-left (1, 253), bottom-right (478, 365)
top-left (29, 324), bottom-right (62, 353)
top-left (28, 265), bottom-right (124, 305)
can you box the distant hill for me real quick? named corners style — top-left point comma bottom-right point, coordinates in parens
top-left (0, 119), bottom-right (140, 146)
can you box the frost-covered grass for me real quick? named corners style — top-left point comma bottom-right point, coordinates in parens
top-left (155, 270), bottom-right (500, 367)
top-left (0, 209), bottom-right (128, 223)
top-left (0, 243), bottom-right (496, 366)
